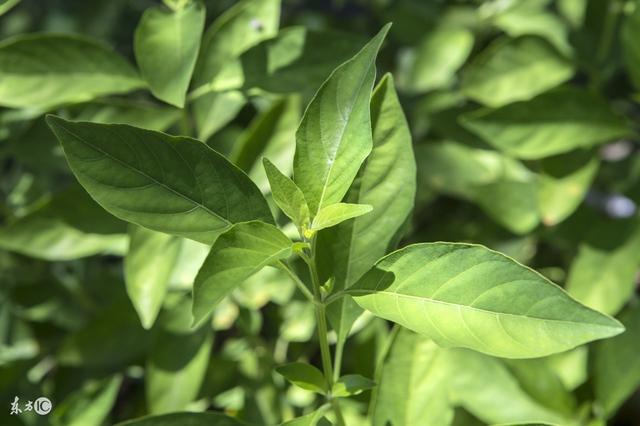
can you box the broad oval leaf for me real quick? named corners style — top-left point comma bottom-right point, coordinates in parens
top-left (0, 186), bottom-right (127, 260)
top-left (349, 243), bottom-right (624, 358)
top-left (397, 25), bottom-right (473, 94)
top-left (191, 0), bottom-right (280, 140)
top-left (461, 36), bottom-right (573, 107)
top-left (134, 1), bottom-right (205, 107)
top-left (293, 24), bottom-right (390, 215)
top-left (192, 221), bottom-right (292, 325)
top-left (461, 87), bottom-right (631, 159)
top-left (125, 226), bottom-right (182, 329)
top-left (0, 34), bottom-right (143, 110)
top-left (46, 115), bottom-right (273, 245)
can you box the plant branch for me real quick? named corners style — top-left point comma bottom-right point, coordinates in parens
top-left (277, 260), bottom-right (315, 304)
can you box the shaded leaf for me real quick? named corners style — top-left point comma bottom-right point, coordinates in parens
top-left (46, 116), bottom-right (272, 245)
top-left (192, 221), bottom-right (292, 325)
top-left (134, 1), bottom-right (205, 107)
top-left (332, 374), bottom-right (375, 397)
top-left (275, 362), bottom-right (327, 394)
top-left (0, 34), bottom-right (143, 110)
top-left (461, 36), bottom-right (573, 107)
top-left (461, 88), bottom-right (631, 159)
top-left (125, 226), bottom-right (181, 329)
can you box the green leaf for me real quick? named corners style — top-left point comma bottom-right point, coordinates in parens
top-left (72, 100), bottom-right (181, 132)
top-left (0, 186), bottom-right (128, 261)
top-left (310, 203), bottom-right (372, 232)
top-left (134, 1), bottom-right (205, 107)
top-left (319, 74), bottom-right (416, 347)
top-left (492, 1), bottom-right (571, 55)
top-left (125, 226), bottom-right (182, 329)
top-left (0, 34), bottom-right (143, 110)
top-left (237, 26), bottom-right (365, 94)
top-left (566, 217), bottom-right (640, 315)
top-left (621, 1), bottom-right (640, 89)
top-left (192, 221), bottom-right (293, 325)
top-left (461, 87), bottom-right (631, 159)
top-left (46, 116), bottom-right (273, 245)
top-left (416, 141), bottom-right (539, 234)
top-left (350, 243), bottom-right (624, 358)
top-left (0, 0), bottom-right (20, 16)
top-left (461, 36), bottom-right (573, 108)
top-left (331, 374), bottom-right (375, 397)
top-left (535, 150), bottom-right (599, 226)
top-left (57, 301), bottom-right (151, 367)
top-left (263, 158), bottom-right (310, 231)
top-left (115, 412), bottom-right (245, 426)
top-left (373, 329), bottom-right (454, 426)
top-left (234, 96), bottom-right (300, 192)
top-left (147, 297), bottom-right (213, 414)
top-left (594, 303), bottom-right (640, 416)
top-left (275, 362), bottom-right (327, 394)
top-left (374, 329), bottom-right (573, 426)
top-left (52, 376), bottom-right (122, 426)
top-left (279, 406), bottom-right (330, 426)
top-left (191, 0), bottom-right (280, 139)
top-left (293, 24), bottom-right (390, 215)
top-left (397, 25), bottom-right (473, 93)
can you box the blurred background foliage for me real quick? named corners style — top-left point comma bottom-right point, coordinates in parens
top-left (1, 0), bottom-right (640, 425)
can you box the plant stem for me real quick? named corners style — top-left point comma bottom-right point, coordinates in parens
top-left (277, 261), bottom-right (315, 304)
top-left (367, 323), bottom-right (400, 419)
top-left (305, 236), bottom-right (346, 426)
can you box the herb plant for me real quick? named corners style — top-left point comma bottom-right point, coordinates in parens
top-left (2, 1), bottom-right (640, 425)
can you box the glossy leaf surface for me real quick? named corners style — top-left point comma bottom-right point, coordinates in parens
top-left (293, 24), bottom-right (389, 215)
top-left (46, 116), bottom-right (272, 244)
top-left (350, 243), bottom-right (624, 358)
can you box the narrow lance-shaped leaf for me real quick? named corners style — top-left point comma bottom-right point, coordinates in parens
top-left (349, 243), bottom-right (624, 359)
top-left (46, 116), bottom-right (273, 245)
top-left (263, 158), bottom-right (310, 231)
top-left (125, 226), bottom-right (182, 329)
top-left (275, 362), bottom-right (327, 394)
top-left (319, 74), bottom-right (416, 345)
top-left (461, 87), bottom-right (631, 159)
top-left (310, 203), bottom-right (372, 232)
top-left (134, 1), bottom-right (205, 107)
top-left (0, 34), bottom-right (143, 110)
top-left (293, 24), bottom-right (390, 215)
top-left (192, 221), bottom-right (293, 326)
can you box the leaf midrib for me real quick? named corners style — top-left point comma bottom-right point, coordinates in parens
top-left (315, 55), bottom-right (375, 213)
top-left (348, 289), bottom-right (616, 329)
top-left (56, 123), bottom-right (230, 226)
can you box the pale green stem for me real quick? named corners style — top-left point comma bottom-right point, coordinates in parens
top-left (277, 261), bottom-right (315, 304)
top-left (305, 236), bottom-right (346, 426)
